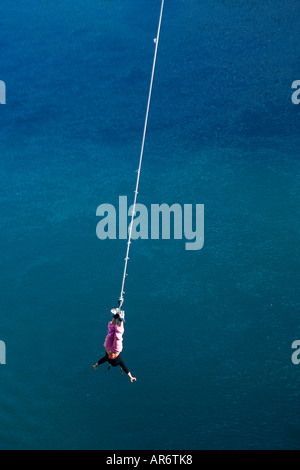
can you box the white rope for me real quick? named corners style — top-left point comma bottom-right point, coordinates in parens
top-left (118, 0), bottom-right (165, 308)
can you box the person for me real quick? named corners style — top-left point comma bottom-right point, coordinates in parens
top-left (92, 309), bottom-right (136, 383)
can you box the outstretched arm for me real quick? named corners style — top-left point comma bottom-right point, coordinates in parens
top-left (119, 359), bottom-right (136, 383)
top-left (127, 372), bottom-right (137, 383)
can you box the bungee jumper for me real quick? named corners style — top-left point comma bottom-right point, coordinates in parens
top-left (92, 309), bottom-right (136, 383)
top-left (92, 0), bottom-right (165, 381)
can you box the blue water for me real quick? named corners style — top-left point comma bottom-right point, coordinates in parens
top-left (0, 0), bottom-right (300, 450)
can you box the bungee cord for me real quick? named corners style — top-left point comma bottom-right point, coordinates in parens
top-left (118, 0), bottom-right (165, 309)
